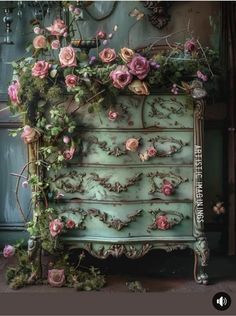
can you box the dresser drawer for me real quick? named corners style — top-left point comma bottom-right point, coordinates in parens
top-left (55, 202), bottom-right (193, 238)
top-left (76, 94), bottom-right (193, 129)
top-left (77, 130), bottom-right (193, 165)
top-left (48, 166), bottom-right (193, 201)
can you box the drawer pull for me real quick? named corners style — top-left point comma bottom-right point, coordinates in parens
top-left (148, 209), bottom-right (185, 231)
top-left (147, 171), bottom-right (188, 195)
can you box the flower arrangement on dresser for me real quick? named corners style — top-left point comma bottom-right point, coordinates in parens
top-left (3, 4), bottom-right (219, 290)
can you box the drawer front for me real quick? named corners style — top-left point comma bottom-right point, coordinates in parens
top-left (77, 130), bottom-right (193, 165)
top-left (76, 94), bottom-right (193, 129)
top-left (48, 166), bottom-right (193, 201)
top-left (54, 202), bottom-right (193, 238)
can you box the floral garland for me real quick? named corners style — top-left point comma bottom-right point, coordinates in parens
top-left (3, 4), bottom-right (219, 289)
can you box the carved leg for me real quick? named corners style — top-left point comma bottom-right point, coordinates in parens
top-left (193, 238), bottom-right (209, 285)
top-left (27, 236), bottom-right (42, 283)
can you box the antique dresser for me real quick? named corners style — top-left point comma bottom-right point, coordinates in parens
top-left (48, 92), bottom-right (209, 284)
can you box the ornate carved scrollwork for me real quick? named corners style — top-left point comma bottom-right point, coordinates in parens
top-left (84, 243), bottom-right (152, 259)
top-left (148, 135), bottom-right (188, 157)
top-left (89, 172), bottom-right (143, 193)
top-left (50, 171), bottom-right (86, 193)
top-left (143, 1), bottom-right (172, 30)
top-left (87, 136), bottom-right (127, 157)
top-left (147, 171), bottom-right (188, 194)
top-left (148, 96), bottom-right (187, 120)
top-left (147, 209), bottom-right (185, 231)
top-left (86, 208), bottom-right (143, 231)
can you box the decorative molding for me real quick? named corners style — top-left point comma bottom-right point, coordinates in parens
top-left (148, 135), bottom-right (188, 157)
top-left (86, 208), bottom-right (143, 231)
top-left (147, 171), bottom-right (188, 194)
top-left (87, 135), bottom-right (126, 157)
top-left (50, 171), bottom-right (86, 193)
top-left (89, 172), bottom-right (143, 193)
top-left (84, 243), bottom-right (152, 259)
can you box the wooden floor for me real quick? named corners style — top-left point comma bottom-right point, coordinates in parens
top-left (1, 249), bottom-right (236, 293)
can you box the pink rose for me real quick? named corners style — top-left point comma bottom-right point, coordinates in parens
top-left (99, 48), bottom-right (116, 63)
top-left (66, 219), bottom-right (76, 229)
top-left (161, 180), bottom-right (174, 196)
top-left (3, 245), bottom-right (15, 258)
top-left (109, 65), bottom-right (133, 89)
top-left (59, 46), bottom-right (77, 67)
top-left (48, 269), bottom-right (65, 287)
top-left (49, 219), bottom-right (64, 237)
top-left (108, 110), bottom-right (119, 121)
top-left (96, 31), bottom-right (107, 39)
top-left (155, 215), bottom-right (170, 230)
top-left (32, 60), bottom-right (51, 78)
top-left (125, 138), bottom-right (139, 152)
top-left (65, 74), bottom-right (78, 88)
top-left (33, 35), bottom-right (47, 49)
top-left (8, 80), bottom-right (21, 104)
top-left (63, 147), bottom-right (75, 160)
top-left (147, 147), bottom-right (157, 157)
top-left (51, 39), bottom-right (60, 50)
top-left (128, 54), bottom-right (150, 80)
top-left (46, 18), bottom-right (67, 36)
top-left (63, 136), bottom-right (70, 144)
top-left (197, 70), bottom-right (208, 82)
top-left (184, 39), bottom-right (196, 53)
top-left (21, 125), bottom-right (38, 144)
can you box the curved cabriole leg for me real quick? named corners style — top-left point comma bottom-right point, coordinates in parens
top-left (193, 238), bottom-right (209, 285)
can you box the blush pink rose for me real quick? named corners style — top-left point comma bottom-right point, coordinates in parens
top-left (48, 269), bottom-right (65, 287)
top-left (108, 110), bottom-right (119, 121)
top-left (96, 31), bottom-right (106, 39)
top-left (65, 74), bottom-right (78, 88)
top-left (3, 245), bottom-right (15, 258)
top-left (109, 65), bottom-right (133, 89)
top-left (49, 219), bottom-right (64, 237)
top-left (46, 18), bottom-right (67, 36)
top-left (184, 39), bottom-right (196, 53)
top-left (51, 39), bottom-right (60, 50)
top-left (197, 70), bottom-right (208, 82)
top-left (59, 46), bottom-right (77, 67)
top-left (63, 136), bottom-right (70, 144)
top-left (161, 180), bottom-right (174, 196)
top-left (125, 138), bottom-right (139, 152)
top-left (66, 219), bottom-right (76, 229)
top-left (147, 147), bottom-right (157, 157)
top-left (63, 147), bottom-right (75, 160)
top-left (8, 80), bottom-right (21, 104)
top-left (99, 48), bottom-right (116, 63)
top-left (21, 125), bottom-right (39, 144)
top-left (33, 35), bottom-right (47, 49)
top-left (32, 60), bottom-right (51, 78)
top-left (155, 215), bottom-right (170, 230)
top-left (128, 54), bottom-right (150, 80)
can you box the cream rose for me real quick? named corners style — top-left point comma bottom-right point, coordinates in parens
top-left (59, 46), bottom-right (77, 67)
top-left (33, 35), bottom-right (47, 49)
top-left (125, 138), bottom-right (139, 152)
top-left (128, 80), bottom-right (149, 95)
top-left (119, 47), bottom-right (135, 63)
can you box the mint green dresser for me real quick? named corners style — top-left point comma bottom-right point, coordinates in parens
top-left (48, 93), bottom-right (209, 284)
